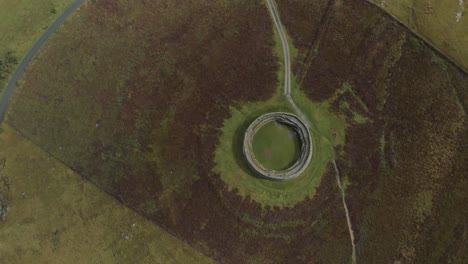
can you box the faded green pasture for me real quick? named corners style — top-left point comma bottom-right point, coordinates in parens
top-left (0, 0), bottom-right (74, 95)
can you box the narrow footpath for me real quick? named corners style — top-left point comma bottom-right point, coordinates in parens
top-left (265, 0), bottom-right (357, 263)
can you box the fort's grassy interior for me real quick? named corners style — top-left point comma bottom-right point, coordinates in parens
top-left (252, 120), bottom-right (301, 171)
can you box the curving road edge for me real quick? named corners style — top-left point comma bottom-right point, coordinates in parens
top-left (0, 0), bottom-right (85, 123)
top-left (265, 0), bottom-right (357, 263)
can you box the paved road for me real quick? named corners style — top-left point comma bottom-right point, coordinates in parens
top-left (0, 0), bottom-right (85, 123)
top-left (266, 1), bottom-right (356, 263)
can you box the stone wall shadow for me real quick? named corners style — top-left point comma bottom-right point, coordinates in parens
top-left (231, 116), bottom-right (260, 178)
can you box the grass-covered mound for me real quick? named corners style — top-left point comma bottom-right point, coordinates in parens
top-left (215, 86), bottom-right (345, 207)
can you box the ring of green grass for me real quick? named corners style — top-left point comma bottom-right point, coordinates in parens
top-left (214, 89), bottom-right (346, 207)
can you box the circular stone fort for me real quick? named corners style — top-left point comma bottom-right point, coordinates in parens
top-left (243, 112), bottom-right (313, 181)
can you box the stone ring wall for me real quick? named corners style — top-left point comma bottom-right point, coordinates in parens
top-left (243, 112), bottom-right (313, 181)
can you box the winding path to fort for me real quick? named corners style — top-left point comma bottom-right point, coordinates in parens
top-left (0, 0), bottom-right (85, 123)
top-left (0, 0), bottom-right (357, 261)
top-left (265, 0), bottom-right (357, 263)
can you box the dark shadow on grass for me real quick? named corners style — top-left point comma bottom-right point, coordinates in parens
top-left (232, 114), bottom-right (257, 177)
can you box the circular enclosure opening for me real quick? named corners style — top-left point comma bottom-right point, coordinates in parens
top-left (243, 112), bottom-right (313, 181)
top-left (252, 121), bottom-right (301, 171)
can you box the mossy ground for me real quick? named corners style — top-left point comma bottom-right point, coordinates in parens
top-left (0, 124), bottom-right (214, 263)
top-left (252, 120), bottom-right (300, 171)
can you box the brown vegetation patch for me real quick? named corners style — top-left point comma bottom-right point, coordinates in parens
top-left (5, 0), bottom-right (467, 262)
top-left (278, 0), bottom-right (467, 262)
top-left (6, 0), bottom-right (352, 262)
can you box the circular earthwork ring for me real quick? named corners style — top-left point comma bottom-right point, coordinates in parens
top-left (243, 112), bottom-right (313, 181)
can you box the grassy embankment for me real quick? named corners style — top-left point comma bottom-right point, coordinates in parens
top-left (214, 24), bottom-right (346, 208)
top-left (0, 0), bottom-right (74, 96)
top-left (0, 124), bottom-right (215, 263)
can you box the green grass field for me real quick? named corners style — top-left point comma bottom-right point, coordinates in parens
top-left (252, 121), bottom-right (300, 170)
top-left (368, 0), bottom-right (468, 71)
top-left (0, 0), bottom-right (74, 95)
top-left (0, 124), bottom-right (214, 263)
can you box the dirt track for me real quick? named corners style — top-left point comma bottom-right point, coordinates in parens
top-left (266, 0), bottom-right (357, 263)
